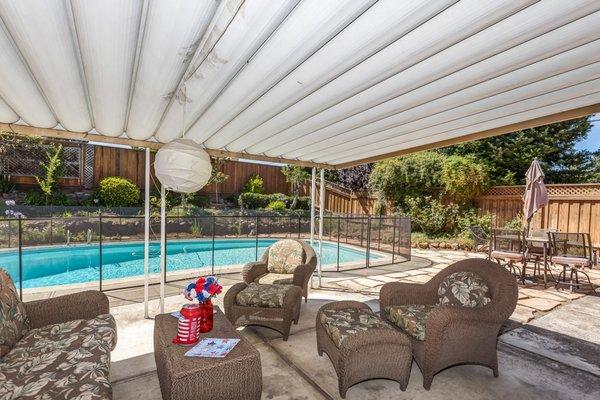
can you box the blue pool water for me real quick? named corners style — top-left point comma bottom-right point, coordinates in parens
top-left (0, 239), bottom-right (377, 289)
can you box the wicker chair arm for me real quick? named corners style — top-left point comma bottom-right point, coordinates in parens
top-left (24, 290), bottom-right (109, 329)
top-left (424, 305), bottom-right (502, 339)
top-left (223, 282), bottom-right (248, 318)
top-left (292, 263), bottom-right (316, 287)
top-left (379, 281), bottom-right (436, 310)
top-left (242, 261), bottom-right (268, 284)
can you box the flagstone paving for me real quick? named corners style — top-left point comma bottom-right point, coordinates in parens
top-left (109, 248), bottom-right (600, 399)
top-left (318, 248), bottom-right (595, 326)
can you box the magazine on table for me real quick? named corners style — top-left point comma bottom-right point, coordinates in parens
top-left (185, 338), bottom-right (240, 358)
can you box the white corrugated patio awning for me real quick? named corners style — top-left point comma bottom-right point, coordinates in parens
top-left (0, 0), bottom-right (599, 168)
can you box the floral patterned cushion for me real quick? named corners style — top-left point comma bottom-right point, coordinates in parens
top-left (320, 308), bottom-right (392, 348)
top-left (236, 283), bottom-right (292, 308)
top-left (437, 271), bottom-right (491, 308)
top-left (0, 269), bottom-right (29, 358)
top-left (267, 240), bottom-right (305, 274)
top-left (255, 273), bottom-right (294, 285)
top-left (0, 314), bottom-right (116, 399)
top-left (385, 304), bottom-right (434, 341)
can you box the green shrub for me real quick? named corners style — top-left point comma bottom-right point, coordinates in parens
top-left (239, 193), bottom-right (272, 209)
top-left (402, 196), bottom-right (459, 235)
top-left (456, 209), bottom-right (494, 238)
top-left (242, 175), bottom-right (265, 194)
top-left (23, 190), bottom-right (72, 206)
top-left (98, 177), bottom-right (140, 207)
top-left (370, 151), bottom-right (444, 206)
top-left (266, 200), bottom-right (286, 210)
top-left (441, 155), bottom-right (489, 204)
top-left (0, 175), bottom-right (15, 195)
top-left (293, 196), bottom-right (311, 210)
top-left (504, 216), bottom-right (524, 230)
top-left (224, 194), bottom-right (239, 206)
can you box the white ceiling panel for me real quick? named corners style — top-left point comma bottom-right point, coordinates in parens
top-left (1, 0), bottom-right (599, 167)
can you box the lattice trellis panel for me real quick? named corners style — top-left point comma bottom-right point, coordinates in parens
top-left (0, 138), bottom-right (81, 179)
top-left (481, 184), bottom-right (600, 197)
top-left (83, 144), bottom-right (95, 189)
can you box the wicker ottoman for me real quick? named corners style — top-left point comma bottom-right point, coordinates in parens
top-left (153, 307), bottom-right (261, 400)
top-left (224, 282), bottom-right (302, 341)
top-left (316, 300), bottom-right (412, 398)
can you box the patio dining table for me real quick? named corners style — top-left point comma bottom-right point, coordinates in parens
top-left (524, 236), bottom-right (553, 287)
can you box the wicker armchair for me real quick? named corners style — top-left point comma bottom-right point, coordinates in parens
top-left (242, 239), bottom-right (317, 302)
top-left (380, 258), bottom-right (518, 390)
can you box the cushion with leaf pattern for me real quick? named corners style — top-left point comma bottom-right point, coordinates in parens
top-left (0, 313), bottom-right (116, 399)
top-left (0, 269), bottom-right (29, 357)
top-left (267, 239), bottom-right (305, 274)
top-left (385, 304), bottom-right (434, 341)
top-left (320, 307), bottom-right (393, 348)
top-left (437, 271), bottom-right (491, 308)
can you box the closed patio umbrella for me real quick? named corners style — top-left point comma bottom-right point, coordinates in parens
top-left (523, 158), bottom-right (549, 233)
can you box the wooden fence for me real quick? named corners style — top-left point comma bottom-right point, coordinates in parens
top-left (476, 184), bottom-right (600, 246)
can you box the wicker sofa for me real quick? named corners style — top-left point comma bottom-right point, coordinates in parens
top-left (242, 239), bottom-right (317, 302)
top-left (380, 259), bottom-right (518, 390)
top-left (0, 269), bottom-right (117, 400)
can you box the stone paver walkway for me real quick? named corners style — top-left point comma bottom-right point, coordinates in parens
top-left (319, 249), bottom-right (596, 326)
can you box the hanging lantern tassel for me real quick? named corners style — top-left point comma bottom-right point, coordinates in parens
top-left (154, 139), bottom-right (212, 193)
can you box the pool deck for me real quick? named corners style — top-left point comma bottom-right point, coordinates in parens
top-left (108, 248), bottom-right (600, 399)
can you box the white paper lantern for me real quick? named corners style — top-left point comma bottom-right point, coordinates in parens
top-left (154, 139), bottom-right (212, 193)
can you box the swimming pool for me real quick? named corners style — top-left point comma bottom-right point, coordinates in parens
top-left (0, 239), bottom-right (378, 289)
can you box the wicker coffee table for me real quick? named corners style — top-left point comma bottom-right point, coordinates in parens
top-left (153, 307), bottom-right (262, 400)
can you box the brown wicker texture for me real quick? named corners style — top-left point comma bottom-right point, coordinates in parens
top-left (380, 258), bottom-right (518, 390)
top-left (224, 282), bottom-right (302, 341)
top-left (242, 239), bottom-right (317, 302)
top-left (24, 290), bottom-right (110, 329)
top-left (153, 307), bottom-right (262, 400)
top-left (316, 300), bottom-right (412, 398)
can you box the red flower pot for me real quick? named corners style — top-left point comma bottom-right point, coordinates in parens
top-left (198, 299), bottom-right (214, 333)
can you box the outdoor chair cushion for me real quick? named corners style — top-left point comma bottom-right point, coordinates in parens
top-left (490, 250), bottom-right (524, 261)
top-left (320, 307), bottom-right (393, 348)
top-left (235, 283), bottom-right (291, 308)
top-left (0, 313), bottom-right (116, 399)
top-left (551, 256), bottom-right (591, 267)
top-left (385, 304), bottom-right (434, 341)
top-left (267, 239), bottom-right (304, 274)
top-left (437, 271), bottom-right (492, 308)
top-left (0, 269), bottom-right (29, 358)
top-left (255, 273), bottom-right (294, 285)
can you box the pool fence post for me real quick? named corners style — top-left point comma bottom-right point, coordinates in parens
top-left (143, 147), bottom-right (150, 319)
top-left (318, 168), bottom-right (325, 287)
top-left (18, 216), bottom-right (22, 300)
top-left (99, 212), bottom-right (103, 291)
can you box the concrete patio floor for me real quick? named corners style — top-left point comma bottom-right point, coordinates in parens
top-left (108, 250), bottom-right (600, 399)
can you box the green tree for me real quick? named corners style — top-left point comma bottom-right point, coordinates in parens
top-left (442, 117), bottom-right (594, 184)
top-left (441, 155), bottom-right (489, 204)
top-left (369, 151), bottom-right (444, 206)
top-left (281, 165), bottom-right (310, 209)
top-left (590, 151), bottom-right (600, 182)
